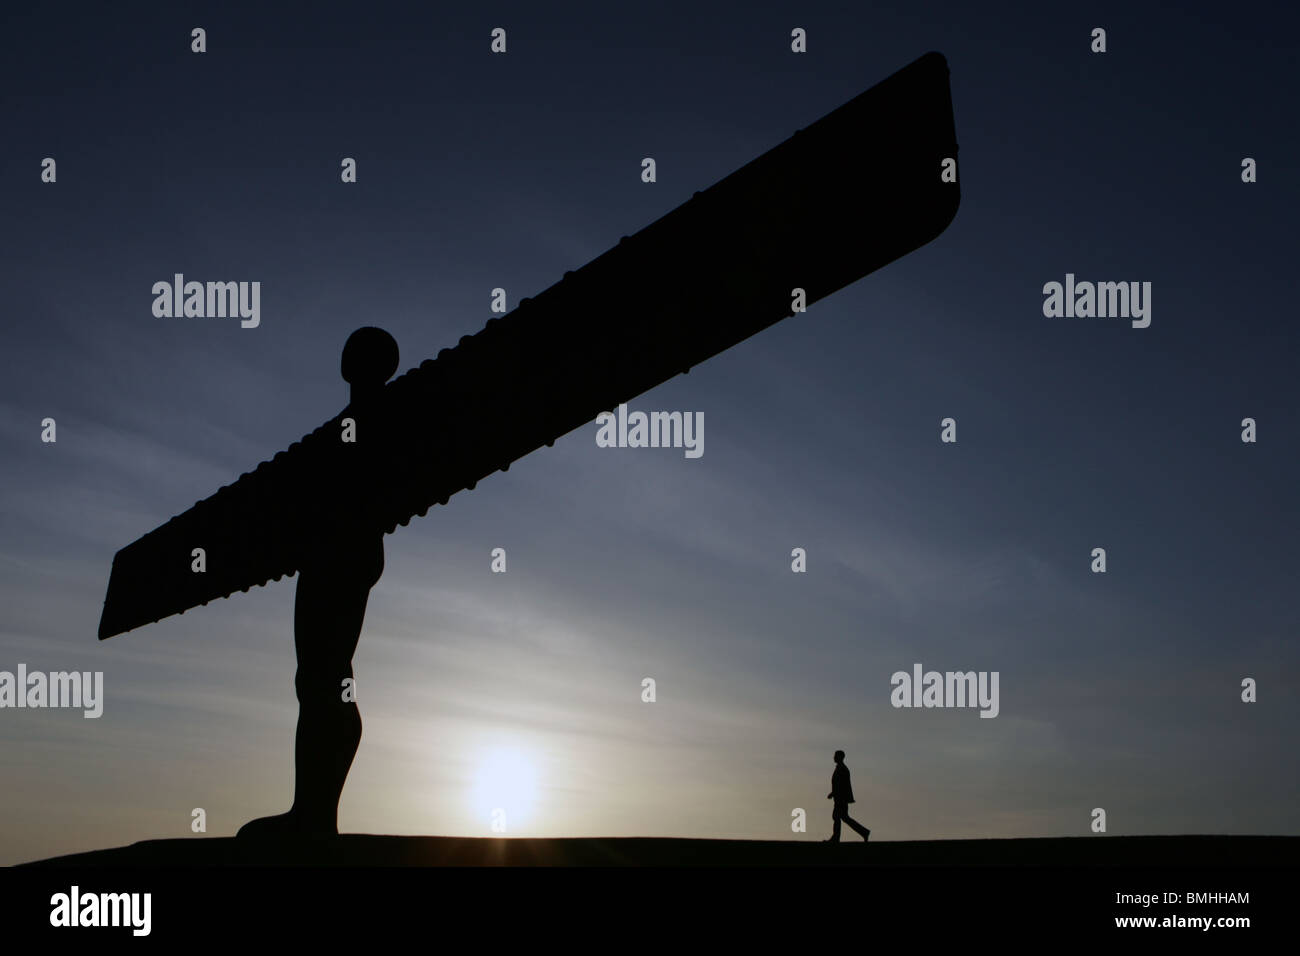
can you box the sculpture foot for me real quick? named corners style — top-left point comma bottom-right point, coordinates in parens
top-left (237, 810), bottom-right (335, 841)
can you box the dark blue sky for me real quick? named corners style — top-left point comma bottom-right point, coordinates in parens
top-left (1, 1), bottom-right (1297, 863)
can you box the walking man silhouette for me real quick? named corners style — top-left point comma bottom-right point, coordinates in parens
top-left (826, 749), bottom-right (870, 843)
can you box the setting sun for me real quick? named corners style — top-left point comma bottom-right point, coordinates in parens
top-left (469, 747), bottom-right (539, 831)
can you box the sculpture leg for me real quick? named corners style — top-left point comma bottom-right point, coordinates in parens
top-left (286, 566), bottom-right (369, 833)
top-left (239, 532), bottom-right (383, 839)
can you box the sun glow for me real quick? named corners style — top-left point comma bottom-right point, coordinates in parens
top-left (469, 747), bottom-right (539, 829)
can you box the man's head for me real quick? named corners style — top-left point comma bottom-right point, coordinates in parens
top-left (834, 750), bottom-right (845, 764)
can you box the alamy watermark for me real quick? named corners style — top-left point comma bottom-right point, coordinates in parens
top-left (595, 403), bottom-right (703, 458)
top-left (50, 886), bottom-right (150, 936)
top-left (0, 664), bottom-right (103, 717)
top-left (890, 663), bottom-right (999, 718)
top-left (152, 274), bottom-right (260, 328)
top-left (1042, 273), bottom-right (1151, 328)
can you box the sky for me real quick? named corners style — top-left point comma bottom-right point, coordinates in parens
top-left (1, 1), bottom-right (1297, 865)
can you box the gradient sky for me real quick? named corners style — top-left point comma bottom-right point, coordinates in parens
top-left (1, 1), bottom-right (1297, 865)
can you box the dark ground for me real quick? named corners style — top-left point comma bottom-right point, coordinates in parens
top-left (21, 834), bottom-right (1297, 867)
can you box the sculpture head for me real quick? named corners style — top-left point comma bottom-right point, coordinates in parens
top-left (342, 327), bottom-right (399, 394)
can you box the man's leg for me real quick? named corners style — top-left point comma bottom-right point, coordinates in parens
top-left (842, 810), bottom-right (871, 841)
top-left (829, 804), bottom-right (843, 842)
